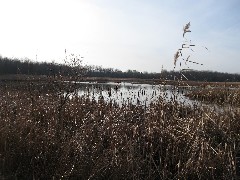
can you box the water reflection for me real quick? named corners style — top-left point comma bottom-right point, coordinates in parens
top-left (76, 82), bottom-right (197, 107)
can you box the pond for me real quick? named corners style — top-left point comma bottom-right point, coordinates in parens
top-left (76, 82), bottom-right (198, 107)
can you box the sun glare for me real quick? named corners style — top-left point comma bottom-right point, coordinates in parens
top-left (0, 0), bottom-right (103, 62)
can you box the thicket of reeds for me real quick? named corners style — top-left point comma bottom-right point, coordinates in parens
top-left (1, 81), bottom-right (240, 179)
top-left (186, 88), bottom-right (240, 107)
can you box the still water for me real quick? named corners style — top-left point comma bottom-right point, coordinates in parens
top-left (76, 82), bottom-right (197, 107)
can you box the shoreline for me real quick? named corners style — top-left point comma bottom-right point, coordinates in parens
top-left (1, 74), bottom-right (240, 87)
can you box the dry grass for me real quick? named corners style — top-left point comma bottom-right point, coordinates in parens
top-left (1, 81), bottom-right (240, 179)
top-left (186, 88), bottom-right (240, 107)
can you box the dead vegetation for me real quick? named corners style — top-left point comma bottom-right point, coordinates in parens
top-left (186, 88), bottom-right (240, 107)
top-left (0, 81), bottom-right (240, 179)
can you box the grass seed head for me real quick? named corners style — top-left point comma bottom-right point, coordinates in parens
top-left (174, 50), bottom-right (180, 66)
top-left (183, 22), bottom-right (191, 37)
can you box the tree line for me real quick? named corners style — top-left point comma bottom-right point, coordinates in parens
top-left (1, 56), bottom-right (240, 82)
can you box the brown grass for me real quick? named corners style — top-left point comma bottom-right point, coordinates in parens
top-left (1, 81), bottom-right (240, 179)
top-left (186, 88), bottom-right (240, 107)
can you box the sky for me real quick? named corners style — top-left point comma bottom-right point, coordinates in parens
top-left (0, 0), bottom-right (240, 73)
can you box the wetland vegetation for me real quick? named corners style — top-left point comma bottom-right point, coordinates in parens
top-left (1, 23), bottom-right (240, 179)
top-left (1, 74), bottom-right (240, 179)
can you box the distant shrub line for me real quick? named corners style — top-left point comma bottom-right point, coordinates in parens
top-left (0, 56), bottom-right (240, 82)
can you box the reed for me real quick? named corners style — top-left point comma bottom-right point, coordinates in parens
top-left (0, 81), bottom-right (239, 179)
top-left (186, 88), bottom-right (240, 107)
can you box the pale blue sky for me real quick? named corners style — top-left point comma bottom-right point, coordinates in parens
top-left (0, 0), bottom-right (239, 73)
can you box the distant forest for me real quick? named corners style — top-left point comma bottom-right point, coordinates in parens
top-left (1, 56), bottom-right (240, 82)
